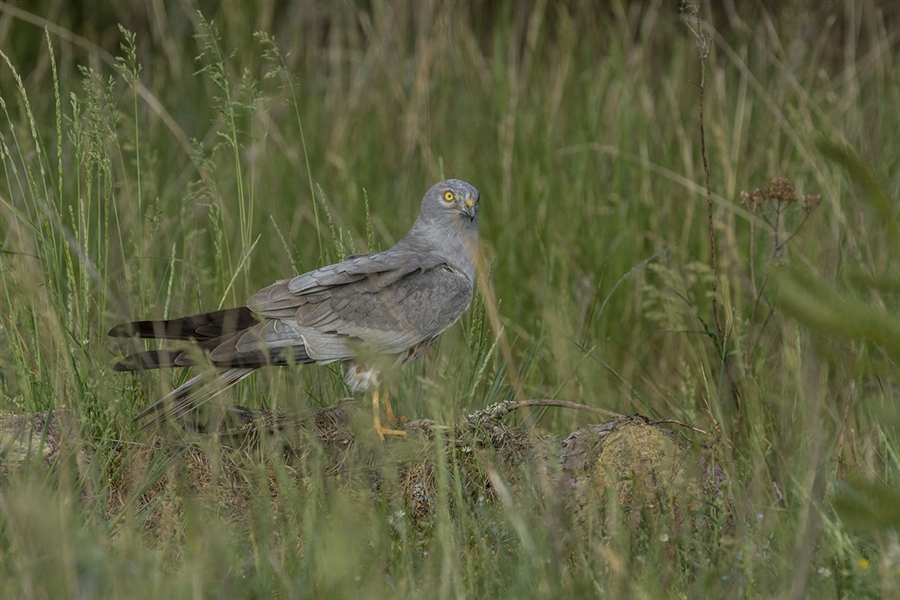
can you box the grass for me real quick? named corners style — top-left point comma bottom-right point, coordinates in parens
top-left (1, 0), bottom-right (899, 597)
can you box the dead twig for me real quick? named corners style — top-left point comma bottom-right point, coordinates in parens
top-left (465, 399), bottom-right (627, 427)
top-left (682, 1), bottom-right (742, 438)
top-left (647, 418), bottom-right (711, 437)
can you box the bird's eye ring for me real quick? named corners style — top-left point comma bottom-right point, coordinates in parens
top-left (443, 191), bottom-right (455, 202)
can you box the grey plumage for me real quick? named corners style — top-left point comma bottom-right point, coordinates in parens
top-left (109, 179), bottom-right (480, 428)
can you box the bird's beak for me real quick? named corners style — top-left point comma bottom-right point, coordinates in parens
top-left (463, 197), bottom-right (478, 221)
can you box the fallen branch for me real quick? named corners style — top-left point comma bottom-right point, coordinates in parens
top-left (647, 418), bottom-right (711, 436)
top-left (465, 399), bottom-right (626, 426)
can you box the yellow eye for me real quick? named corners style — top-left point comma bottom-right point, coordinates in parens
top-left (443, 191), bottom-right (455, 202)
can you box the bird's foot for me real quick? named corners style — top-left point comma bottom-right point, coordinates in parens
top-left (372, 388), bottom-right (408, 441)
top-left (374, 424), bottom-right (408, 441)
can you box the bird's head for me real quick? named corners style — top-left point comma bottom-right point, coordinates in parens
top-left (421, 179), bottom-right (480, 224)
top-left (397, 178), bottom-right (481, 280)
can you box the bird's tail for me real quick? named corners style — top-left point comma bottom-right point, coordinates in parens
top-left (133, 367), bottom-right (257, 430)
top-left (108, 307), bottom-right (258, 341)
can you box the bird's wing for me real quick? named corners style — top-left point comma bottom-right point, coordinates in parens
top-left (296, 265), bottom-right (474, 360)
top-left (247, 251), bottom-right (449, 316)
top-left (240, 253), bottom-right (474, 363)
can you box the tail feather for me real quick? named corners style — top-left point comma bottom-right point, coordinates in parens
top-left (113, 349), bottom-right (185, 371)
top-left (108, 307), bottom-right (259, 341)
top-left (134, 367), bottom-right (257, 429)
top-left (110, 307), bottom-right (314, 428)
top-left (113, 344), bottom-right (314, 372)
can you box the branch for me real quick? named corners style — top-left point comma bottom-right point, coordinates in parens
top-left (465, 399), bottom-right (626, 427)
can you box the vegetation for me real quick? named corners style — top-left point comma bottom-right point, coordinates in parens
top-left (1, 1), bottom-right (899, 597)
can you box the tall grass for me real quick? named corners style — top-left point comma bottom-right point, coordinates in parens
top-left (1, 1), bottom-right (899, 597)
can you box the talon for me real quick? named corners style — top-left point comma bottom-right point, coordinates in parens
top-left (372, 388), bottom-right (407, 441)
top-left (375, 426), bottom-right (407, 441)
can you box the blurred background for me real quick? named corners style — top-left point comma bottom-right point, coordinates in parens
top-left (2, 1), bottom-right (900, 597)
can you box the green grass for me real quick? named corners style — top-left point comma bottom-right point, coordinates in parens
top-left (2, 1), bottom-right (900, 597)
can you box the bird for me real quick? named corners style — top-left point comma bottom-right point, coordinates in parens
top-left (108, 179), bottom-right (480, 440)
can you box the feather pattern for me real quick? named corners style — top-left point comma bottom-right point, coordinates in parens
top-left (109, 179), bottom-right (480, 426)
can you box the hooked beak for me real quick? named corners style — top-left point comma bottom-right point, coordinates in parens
top-left (463, 196), bottom-right (478, 221)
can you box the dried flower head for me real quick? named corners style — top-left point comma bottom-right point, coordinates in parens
top-left (740, 175), bottom-right (820, 263)
top-left (741, 176), bottom-right (804, 210)
top-left (769, 176), bottom-right (798, 204)
top-left (801, 194), bottom-right (822, 213)
top-left (740, 188), bottom-right (767, 210)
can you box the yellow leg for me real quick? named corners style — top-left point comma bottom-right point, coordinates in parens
top-left (382, 389), bottom-right (395, 422)
top-left (381, 389), bottom-right (409, 425)
top-left (372, 388), bottom-right (406, 440)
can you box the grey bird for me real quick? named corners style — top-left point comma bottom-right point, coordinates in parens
top-left (109, 179), bottom-right (480, 439)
